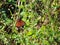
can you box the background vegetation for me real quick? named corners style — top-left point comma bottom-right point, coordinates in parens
top-left (0, 0), bottom-right (60, 45)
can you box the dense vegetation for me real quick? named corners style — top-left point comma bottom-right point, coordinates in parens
top-left (0, 0), bottom-right (60, 45)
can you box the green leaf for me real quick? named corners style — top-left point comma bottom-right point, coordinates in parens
top-left (20, 0), bottom-right (26, 2)
top-left (49, 37), bottom-right (54, 42)
top-left (7, 0), bottom-right (12, 2)
top-left (43, 40), bottom-right (50, 45)
top-left (5, 18), bottom-right (12, 25)
top-left (26, 30), bottom-right (33, 36)
top-left (11, 33), bottom-right (17, 39)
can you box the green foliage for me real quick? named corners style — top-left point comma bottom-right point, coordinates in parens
top-left (0, 0), bottom-right (60, 45)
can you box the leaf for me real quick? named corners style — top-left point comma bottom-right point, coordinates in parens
top-left (49, 37), bottom-right (54, 42)
top-left (5, 18), bottom-right (12, 25)
top-left (11, 33), bottom-right (17, 39)
top-left (7, 0), bottom-right (12, 2)
top-left (26, 30), bottom-right (33, 36)
top-left (20, 0), bottom-right (26, 2)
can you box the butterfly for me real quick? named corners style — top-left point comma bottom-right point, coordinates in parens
top-left (16, 19), bottom-right (25, 32)
top-left (16, 19), bottom-right (25, 28)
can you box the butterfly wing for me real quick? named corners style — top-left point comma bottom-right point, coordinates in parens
top-left (16, 20), bottom-right (25, 28)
